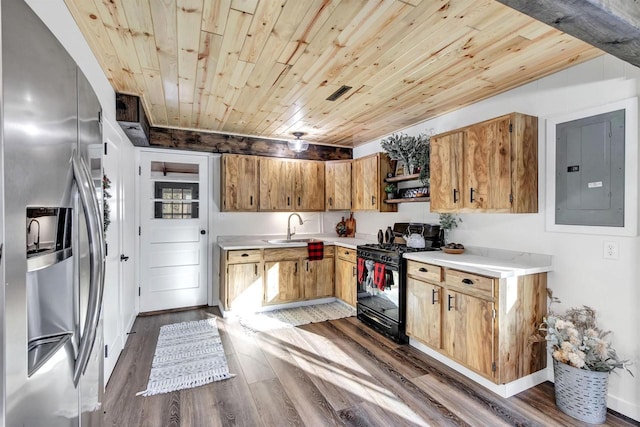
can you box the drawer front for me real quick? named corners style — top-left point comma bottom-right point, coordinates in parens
top-left (407, 261), bottom-right (442, 283)
top-left (227, 249), bottom-right (262, 264)
top-left (264, 247), bottom-right (307, 261)
top-left (445, 269), bottom-right (494, 298)
top-left (336, 246), bottom-right (356, 262)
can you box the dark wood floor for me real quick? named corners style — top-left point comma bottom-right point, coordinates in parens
top-left (104, 307), bottom-right (638, 427)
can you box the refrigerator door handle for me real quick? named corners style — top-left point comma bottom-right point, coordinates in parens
top-left (71, 151), bottom-right (105, 386)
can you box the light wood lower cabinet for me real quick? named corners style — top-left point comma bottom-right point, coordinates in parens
top-left (222, 246), bottom-right (335, 309)
top-left (302, 257), bottom-right (334, 299)
top-left (406, 277), bottom-right (442, 349)
top-left (442, 289), bottom-right (495, 378)
top-left (222, 249), bottom-right (263, 311)
top-left (334, 246), bottom-right (357, 306)
top-left (406, 260), bottom-right (547, 384)
top-left (265, 259), bottom-right (300, 304)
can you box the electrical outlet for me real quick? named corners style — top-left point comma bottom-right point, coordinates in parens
top-left (603, 241), bottom-right (619, 259)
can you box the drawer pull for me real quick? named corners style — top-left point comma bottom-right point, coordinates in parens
top-left (418, 267), bottom-right (428, 273)
top-left (431, 288), bottom-right (438, 305)
top-left (447, 294), bottom-right (454, 311)
top-left (462, 278), bottom-right (474, 285)
top-left (241, 253), bottom-right (249, 257)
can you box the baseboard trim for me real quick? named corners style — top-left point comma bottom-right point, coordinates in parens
top-left (409, 338), bottom-right (549, 398)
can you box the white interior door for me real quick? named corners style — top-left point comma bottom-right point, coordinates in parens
top-left (139, 151), bottom-right (209, 312)
top-left (102, 132), bottom-right (123, 381)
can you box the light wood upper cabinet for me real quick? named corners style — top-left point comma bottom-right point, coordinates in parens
top-left (295, 161), bottom-right (325, 211)
top-left (259, 157), bottom-right (295, 211)
top-left (430, 112), bottom-right (538, 213)
top-left (430, 132), bottom-right (464, 211)
top-left (259, 157), bottom-right (325, 211)
top-left (352, 153), bottom-right (396, 212)
top-left (325, 160), bottom-right (352, 210)
top-left (222, 154), bottom-right (259, 211)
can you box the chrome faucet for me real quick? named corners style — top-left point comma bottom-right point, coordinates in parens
top-left (287, 213), bottom-right (303, 240)
top-left (27, 218), bottom-right (40, 251)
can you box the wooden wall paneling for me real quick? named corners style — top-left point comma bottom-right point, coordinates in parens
top-left (149, 0), bottom-right (180, 126)
top-left (120, 0), bottom-right (160, 70)
top-left (238, 0), bottom-right (285, 64)
top-left (201, 0), bottom-right (230, 35)
top-left (191, 31), bottom-right (223, 128)
top-left (176, 0), bottom-right (203, 128)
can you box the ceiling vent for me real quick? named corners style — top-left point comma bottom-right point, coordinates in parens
top-left (326, 85), bottom-right (353, 101)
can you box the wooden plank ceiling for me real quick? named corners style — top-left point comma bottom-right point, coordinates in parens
top-left (64, 0), bottom-right (602, 147)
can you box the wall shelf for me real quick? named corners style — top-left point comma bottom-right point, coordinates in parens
top-left (384, 197), bottom-right (430, 204)
top-left (384, 173), bottom-right (420, 183)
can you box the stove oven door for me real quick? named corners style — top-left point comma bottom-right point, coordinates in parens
top-left (356, 258), bottom-right (401, 323)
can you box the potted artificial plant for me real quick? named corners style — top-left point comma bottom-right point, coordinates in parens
top-left (384, 183), bottom-right (397, 199)
top-left (534, 292), bottom-right (632, 424)
top-left (438, 213), bottom-right (461, 246)
top-left (380, 132), bottom-right (430, 176)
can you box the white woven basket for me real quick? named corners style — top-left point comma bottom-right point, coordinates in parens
top-left (553, 359), bottom-right (609, 424)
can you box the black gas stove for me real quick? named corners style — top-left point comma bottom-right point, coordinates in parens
top-left (355, 223), bottom-right (441, 343)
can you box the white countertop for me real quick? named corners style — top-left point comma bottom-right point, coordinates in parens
top-left (404, 246), bottom-right (552, 278)
top-left (217, 234), bottom-right (376, 250)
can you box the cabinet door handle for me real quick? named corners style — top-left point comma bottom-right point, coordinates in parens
top-left (329, 197), bottom-right (333, 206)
top-left (371, 196), bottom-right (375, 206)
top-left (418, 267), bottom-right (428, 273)
top-left (462, 278), bottom-right (474, 285)
top-left (431, 288), bottom-right (438, 305)
top-left (453, 189), bottom-right (459, 203)
top-left (306, 261), bottom-right (309, 272)
top-left (287, 196), bottom-right (291, 206)
top-left (352, 266), bottom-right (356, 276)
top-left (470, 187), bottom-right (475, 203)
top-left (254, 264), bottom-right (258, 275)
top-left (447, 294), bottom-right (454, 311)
top-left (298, 196), bottom-right (301, 206)
top-left (294, 262), bottom-right (298, 274)
top-left (250, 195), bottom-right (253, 206)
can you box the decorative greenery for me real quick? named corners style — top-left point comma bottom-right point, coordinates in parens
top-left (438, 213), bottom-right (462, 230)
top-left (380, 132), bottom-right (430, 177)
top-left (103, 173), bottom-right (112, 233)
top-left (533, 291), bottom-right (633, 375)
top-left (384, 183), bottom-right (397, 193)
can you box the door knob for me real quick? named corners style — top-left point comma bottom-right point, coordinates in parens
top-left (200, 229), bottom-right (206, 235)
top-left (120, 254), bottom-right (129, 262)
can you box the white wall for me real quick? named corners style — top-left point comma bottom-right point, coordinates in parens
top-left (348, 54), bottom-right (640, 420)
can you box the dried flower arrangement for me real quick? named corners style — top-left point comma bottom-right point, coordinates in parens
top-left (533, 291), bottom-right (633, 375)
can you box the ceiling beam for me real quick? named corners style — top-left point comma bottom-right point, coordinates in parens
top-left (495, 0), bottom-right (640, 68)
top-left (116, 94), bottom-right (351, 160)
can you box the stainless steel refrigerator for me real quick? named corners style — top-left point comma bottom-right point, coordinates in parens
top-left (1, 0), bottom-right (106, 425)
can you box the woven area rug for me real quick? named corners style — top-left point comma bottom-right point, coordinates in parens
top-left (239, 300), bottom-right (356, 334)
top-left (137, 318), bottom-right (234, 396)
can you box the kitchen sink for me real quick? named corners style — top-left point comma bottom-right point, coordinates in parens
top-left (264, 238), bottom-right (323, 245)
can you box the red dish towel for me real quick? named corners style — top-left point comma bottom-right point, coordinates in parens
top-left (357, 258), bottom-right (365, 284)
top-left (374, 262), bottom-right (386, 291)
top-left (307, 241), bottom-right (324, 261)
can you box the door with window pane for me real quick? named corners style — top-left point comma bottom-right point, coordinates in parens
top-left (139, 151), bottom-right (209, 312)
